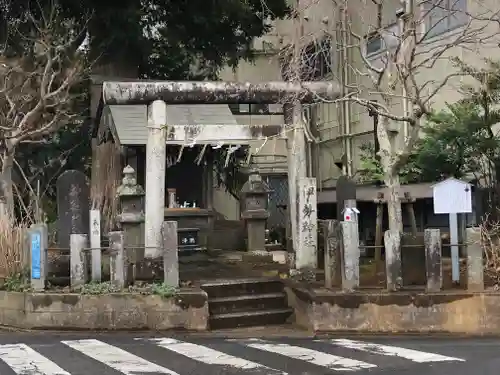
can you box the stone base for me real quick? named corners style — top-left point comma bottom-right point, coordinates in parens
top-left (0, 289), bottom-right (208, 330)
top-left (242, 250), bottom-right (274, 263)
top-left (285, 283), bottom-right (500, 335)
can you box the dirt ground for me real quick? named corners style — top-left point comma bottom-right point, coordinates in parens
top-left (179, 251), bottom-right (289, 286)
top-left (180, 251), bottom-right (498, 290)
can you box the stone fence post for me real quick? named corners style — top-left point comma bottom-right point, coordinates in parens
top-left (70, 233), bottom-right (88, 288)
top-left (341, 220), bottom-right (360, 291)
top-left (424, 228), bottom-right (442, 292)
top-left (89, 209), bottom-right (101, 282)
top-left (384, 230), bottom-right (402, 291)
top-left (162, 221), bottom-right (179, 287)
top-left (109, 231), bottom-right (128, 288)
top-left (466, 227), bottom-right (484, 292)
top-left (323, 220), bottom-right (341, 288)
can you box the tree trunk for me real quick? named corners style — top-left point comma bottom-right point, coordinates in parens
top-left (0, 150), bottom-right (15, 223)
top-left (385, 173), bottom-right (403, 233)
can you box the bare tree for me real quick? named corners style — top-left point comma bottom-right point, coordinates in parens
top-left (286, 0), bottom-right (500, 232)
top-left (0, 5), bottom-right (88, 220)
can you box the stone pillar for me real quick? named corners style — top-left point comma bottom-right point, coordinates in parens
top-left (424, 228), bottom-right (442, 292)
top-left (384, 230), bottom-right (402, 291)
top-left (323, 220), bottom-right (341, 288)
top-left (341, 221), bottom-right (360, 291)
top-left (466, 227), bottom-right (484, 291)
top-left (145, 100), bottom-right (167, 258)
top-left (240, 170), bottom-right (271, 254)
top-left (162, 221), bottom-right (179, 287)
top-left (296, 177), bottom-right (318, 271)
top-left (116, 165), bottom-right (145, 275)
top-left (29, 224), bottom-right (48, 291)
top-left (70, 233), bottom-right (88, 288)
top-left (89, 209), bottom-right (101, 282)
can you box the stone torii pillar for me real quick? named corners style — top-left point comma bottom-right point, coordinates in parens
top-left (102, 80), bottom-right (340, 265)
top-left (145, 100), bottom-right (167, 258)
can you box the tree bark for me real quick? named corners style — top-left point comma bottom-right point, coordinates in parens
top-left (0, 150), bottom-right (15, 222)
top-left (385, 172), bottom-right (403, 233)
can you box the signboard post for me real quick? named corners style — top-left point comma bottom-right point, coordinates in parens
top-left (29, 224), bottom-right (48, 291)
top-left (432, 178), bottom-right (472, 284)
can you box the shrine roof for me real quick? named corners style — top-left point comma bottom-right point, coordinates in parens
top-left (103, 104), bottom-right (258, 146)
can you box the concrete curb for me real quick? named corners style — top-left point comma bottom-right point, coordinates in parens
top-left (285, 282), bottom-right (500, 335)
top-left (0, 289), bottom-right (209, 331)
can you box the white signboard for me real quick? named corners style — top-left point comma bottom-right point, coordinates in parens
top-left (431, 177), bottom-right (472, 284)
top-left (432, 177), bottom-right (472, 214)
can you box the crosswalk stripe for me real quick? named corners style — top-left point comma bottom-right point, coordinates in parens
top-left (231, 338), bottom-right (377, 371)
top-left (61, 339), bottom-right (179, 375)
top-left (143, 337), bottom-right (286, 374)
top-left (327, 339), bottom-right (465, 363)
top-left (0, 343), bottom-right (70, 375)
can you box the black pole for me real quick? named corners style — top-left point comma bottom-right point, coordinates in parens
top-left (368, 100), bottom-right (379, 159)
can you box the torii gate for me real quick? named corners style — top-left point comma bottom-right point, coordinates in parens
top-left (102, 80), bottom-right (340, 275)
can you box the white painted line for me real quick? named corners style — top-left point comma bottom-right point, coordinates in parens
top-left (62, 339), bottom-right (179, 374)
top-left (328, 339), bottom-right (465, 363)
top-left (0, 343), bottom-right (70, 375)
top-left (143, 337), bottom-right (286, 374)
top-left (232, 338), bottom-right (376, 371)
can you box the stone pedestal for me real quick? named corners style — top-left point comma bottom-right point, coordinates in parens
top-left (164, 208), bottom-right (213, 251)
top-left (240, 170), bottom-right (271, 255)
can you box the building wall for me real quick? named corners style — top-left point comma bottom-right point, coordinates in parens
top-left (314, 0), bottom-right (500, 191)
top-left (214, 0), bottom-right (500, 215)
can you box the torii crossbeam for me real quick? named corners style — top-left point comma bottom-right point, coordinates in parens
top-left (102, 81), bottom-right (341, 104)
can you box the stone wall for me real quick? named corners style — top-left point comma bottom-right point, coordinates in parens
top-left (0, 289), bottom-right (208, 330)
top-left (286, 284), bottom-right (500, 334)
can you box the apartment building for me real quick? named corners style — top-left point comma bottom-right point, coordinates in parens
top-left (216, 0), bottom-right (500, 235)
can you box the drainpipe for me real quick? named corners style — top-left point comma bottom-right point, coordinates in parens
top-left (340, 4), bottom-right (352, 176)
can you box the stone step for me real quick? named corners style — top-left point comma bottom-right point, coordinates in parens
top-left (208, 292), bottom-right (287, 315)
top-left (209, 308), bottom-right (293, 330)
top-left (201, 278), bottom-right (284, 299)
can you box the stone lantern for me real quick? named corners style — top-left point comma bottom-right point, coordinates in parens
top-left (240, 169), bottom-right (271, 254)
top-left (116, 165), bottom-right (145, 265)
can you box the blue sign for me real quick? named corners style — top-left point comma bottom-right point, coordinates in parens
top-left (31, 231), bottom-right (41, 279)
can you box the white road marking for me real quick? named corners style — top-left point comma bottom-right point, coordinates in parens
top-left (328, 339), bottom-right (465, 363)
top-left (231, 338), bottom-right (376, 371)
top-left (0, 343), bottom-right (70, 375)
top-left (62, 339), bottom-right (179, 374)
top-left (143, 337), bottom-right (286, 374)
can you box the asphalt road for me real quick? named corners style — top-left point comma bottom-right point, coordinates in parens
top-left (0, 331), bottom-right (496, 375)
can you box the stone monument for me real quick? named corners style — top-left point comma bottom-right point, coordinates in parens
top-left (56, 170), bottom-right (90, 249)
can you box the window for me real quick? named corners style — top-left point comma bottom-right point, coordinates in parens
top-left (365, 24), bottom-right (400, 56)
top-left (423, 0), bottom-right (467, 39)
top-left (279, 37), bottom-right (333, 81)
top-left (302, 38), bottom-right (332, 80)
